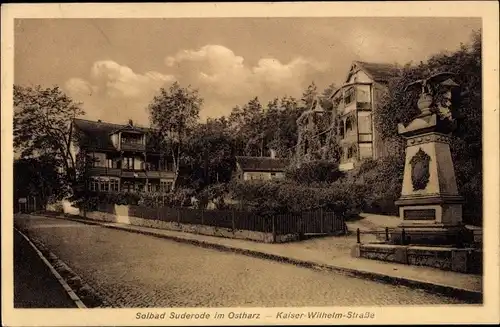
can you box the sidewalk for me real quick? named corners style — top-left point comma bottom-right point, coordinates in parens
top-left (45, 214), bottom-right (482, 302)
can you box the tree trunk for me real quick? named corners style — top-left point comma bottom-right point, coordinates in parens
top-left (171, 147), bottom-right (179, 192)
top-left (171, 169), bottom-right (179, 192)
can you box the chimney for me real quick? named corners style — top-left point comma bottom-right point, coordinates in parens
top-left (270, 149), bottom-right (277, 159)
top-left (128, 119), bottom-right (133, 126)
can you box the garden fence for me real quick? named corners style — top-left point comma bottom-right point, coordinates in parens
top-left (97, 203), bottom-right (345, 237)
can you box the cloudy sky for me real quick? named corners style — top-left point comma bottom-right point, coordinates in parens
top-left (14, 18), bottom-right (480, 124)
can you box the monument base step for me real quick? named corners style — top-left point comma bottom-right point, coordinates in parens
top-left (390, 224), bottom-right (470, 246)
top-left (351, 243), bottom-right (482, 274)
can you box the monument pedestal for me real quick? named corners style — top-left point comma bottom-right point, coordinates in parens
top-left (395, 113), bottom-right (465, 246)
top-left (351, 76), bottom-right (480, 273)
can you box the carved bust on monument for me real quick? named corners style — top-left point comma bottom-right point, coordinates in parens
top-left (394, 72), bottom-right (465, 245)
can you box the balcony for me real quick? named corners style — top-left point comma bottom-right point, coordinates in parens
top-left (121, 169), bottom-right (175, 179)
top-left (337, 101), bottom-right (372, 114)
top-left (87, 166), bottom-right (174, 179)
top-left (88, 167), bottom-right (122, 177)
top-left (146, 170), bottom-right (176, 179)
top-left (120, 142), bottom-right (145, 152)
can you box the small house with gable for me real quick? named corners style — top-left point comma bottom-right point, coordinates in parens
top-left (233, 151), bottom-right (289, 181)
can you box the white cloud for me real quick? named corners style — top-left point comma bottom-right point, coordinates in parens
top-left (65, 46), bottom-right (331, 122)
top-left (64, 61), bottom-right (175, 124)
top-left (89, 60), bottom-right (174, 98)
top-left (65, 77), bottom-right (97, 97)
top-left (165, 45), bottom-right (329, 118)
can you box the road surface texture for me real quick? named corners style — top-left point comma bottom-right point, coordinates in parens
top-left (14, 229), bottom-right (76, 308)
top-left (15, 215), bottom-right (468, 307)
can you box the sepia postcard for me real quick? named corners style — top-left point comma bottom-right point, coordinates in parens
top-left (1, 2), bottom-right (499, 326)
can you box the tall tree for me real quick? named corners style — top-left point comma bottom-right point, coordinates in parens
top-left (14, 85), bottom-right (84, 191)
top-left (184, 117), bottom-right (236, 188)
top-left (301, 82), bottom-right (318, 109)
top-left (320, 83), bottom-right (337, 112)
top-left (228, 97), bottom-right (266, 156)
top-left (268, 96), bottom-right (303, 159)
top-left (148, 82), bottom-right (202, 191)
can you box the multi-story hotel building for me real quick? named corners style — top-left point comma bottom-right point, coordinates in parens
top-left (330, 61), bottom-right (399, 171)
top-left (70, 118), bottom-right (175, 193)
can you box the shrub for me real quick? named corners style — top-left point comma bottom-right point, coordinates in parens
top-left (228, 179), bottom-right (360, 218)
top-left (198, 183), bottom-right (230, 209)
top-left (71, 188), bottom-right (198, 210)
top-left (347, 155), bottom-right (405, 215)
top-left (285, 160), bottom-right (344, 184)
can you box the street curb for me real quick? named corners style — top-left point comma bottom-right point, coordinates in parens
top-left (15, 221), bottom-right (116, 308)
top-left (47, 214), bottom-right (482, 303)
top-left (14, 228), bottom-right (87, 309)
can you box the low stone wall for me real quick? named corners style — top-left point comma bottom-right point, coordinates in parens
top-left (351, 243), bottom-right (482, 274)
top-left (81, 207), bottom-right (299, 243)
top-left (46, 200), bottom-right (80, 216)
top-left (407, 246), bottom-right (453, 271)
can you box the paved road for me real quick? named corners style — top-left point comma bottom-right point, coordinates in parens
top-left (15, 215), bottom-right (467, 307)
top-left (14, 229), bottom-right (76, 308)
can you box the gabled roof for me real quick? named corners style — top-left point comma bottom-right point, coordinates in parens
top-left (350, 61), bottom-right (399, 83)
top-left (72, 118), bottom-right (159, 151)
top-left (235, 156), bottom-right (289, 172)
top-left (110, 124), bottom-right (146, 135)
top-left (330, 61), bottom-right (400, 99)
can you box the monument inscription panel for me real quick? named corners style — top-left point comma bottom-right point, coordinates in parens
top-left (403, 209), bottom-right (436, 220)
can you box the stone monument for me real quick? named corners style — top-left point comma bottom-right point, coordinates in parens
top-left (394, 72), bottom-right (465, 245)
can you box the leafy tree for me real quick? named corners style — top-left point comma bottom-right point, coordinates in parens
top-left (320, 82), bottom-right (337, 111)
top-left (227, 82), bottom-right (339, 162)
top-left (301, 82), bottom-right (318, 109)
top-left (184, 117), bottom-right (236, 188)
top-left (266, 96), bottom-right (303, 159)
top-left (14, 155), bottom-right (66, 209)
top-left (14, 85), bottom-right (84, 188)
top-left (148, 82), bottom-right (203, 191)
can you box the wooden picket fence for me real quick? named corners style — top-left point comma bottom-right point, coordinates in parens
top-left (98, 203), bottom-right (345, 236)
